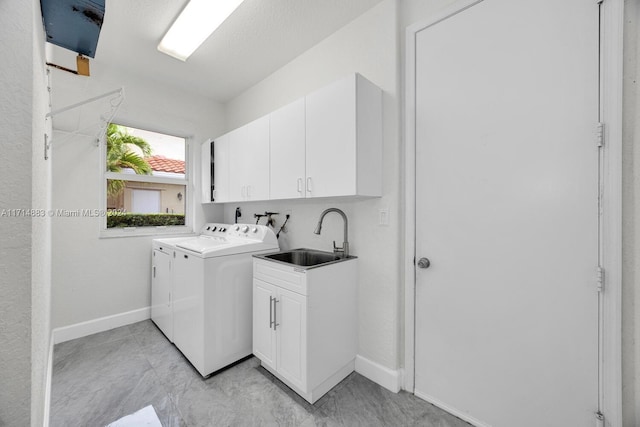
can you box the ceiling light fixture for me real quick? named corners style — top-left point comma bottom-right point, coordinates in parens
top-left (158, 0), bottom-right (244, 61)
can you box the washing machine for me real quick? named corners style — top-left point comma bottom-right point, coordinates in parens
top-left (169, 223), bottom-right (279, 377)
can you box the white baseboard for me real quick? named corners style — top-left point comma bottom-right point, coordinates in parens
top-left (52, 307), bottom-right (150, 344)
top-left (355, 355), bottom-right (403, 393)
top-left (414, 390), bottom-right (491, 427)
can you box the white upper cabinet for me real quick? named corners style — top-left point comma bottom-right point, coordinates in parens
top-left (229, 116), bottom-right (270, 202)
top-left (201, 139), bottom-right (213, 202)
top-left (246, 116), bottom-right (270, 200)
top-left (305, 74), bottom-right (382, 198)
top-left (212, 134), bottom-right (230, 203)
top-left (270, 99), bottom-right (306, 200)
top-left (228, 125), bottom-right (248, 202)
top-left (203, 73), bottom-right (381, 204)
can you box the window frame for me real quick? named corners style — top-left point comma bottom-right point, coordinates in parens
top-left (99, 122), bottom-right (193, 238)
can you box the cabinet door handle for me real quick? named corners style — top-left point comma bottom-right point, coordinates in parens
top-left (306, 177), bottom-right (312, 193)
top-left (273, 298), bottom-right (280, 331)
top-left (297, 178), bottom-right (303, 194)
top-left (269, 296), bottom-right (274, 329)
top-left (153, 266), bottom-right (156, 278)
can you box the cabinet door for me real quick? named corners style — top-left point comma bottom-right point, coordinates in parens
top-left (270, 99), bottom-right (305, 200)
top-left (305, 75), bottom-right (357, 197)
top-left (229, 117), bottom-right (270, 201)
top-left (201, 139), bottom-right (212, 203)
top-left (212, 134), bottom-right (230, 203)
top-left (151, 249), bottom-right (173, 341)
top-left (228, 126), bottom-right (248, 202)
top-left (276, 287), bottom-right (307, 391)
top-left (253, 279), bottom-right (277, 370)
top-left (245, 115), bottom-right (270, 200)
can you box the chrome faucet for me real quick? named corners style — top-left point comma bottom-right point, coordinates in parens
top-left (313, 208), bottom-right (349, 257)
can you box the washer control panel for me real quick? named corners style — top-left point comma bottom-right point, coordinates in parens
top-left (200, 223), bottom-right (230, 237)
top-left (199, 223), bottom-right (276, 242)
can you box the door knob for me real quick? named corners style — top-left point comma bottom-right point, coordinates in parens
top-left (417, 257), bottom-right (431, 269)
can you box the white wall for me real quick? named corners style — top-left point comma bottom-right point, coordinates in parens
top-left (0, 1), bottom-right (34, 422)
top-left (0, 1), bottom-right (51, 425)
top-left (223, 0), bottom-right (402, 371)
top-left (50, 55), bottom-right (225, 329)
top-left (622, 0), bottom-right (639, 425)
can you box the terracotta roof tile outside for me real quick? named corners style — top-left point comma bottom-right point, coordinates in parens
top-left (145, 155), bottom-right (185, 174)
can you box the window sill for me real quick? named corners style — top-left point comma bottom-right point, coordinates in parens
top-left (99, 225), bottom-right (194, 239)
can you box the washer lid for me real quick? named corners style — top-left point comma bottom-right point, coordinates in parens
top-left (175, 235), bottom-right (231, 254)
top-left (177, 238), bottom-right (279, 257)
top-left (153, 235), bottom-right (197, 250)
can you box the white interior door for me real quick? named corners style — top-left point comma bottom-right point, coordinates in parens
top-left (413, 1), bottom-right (599, 426)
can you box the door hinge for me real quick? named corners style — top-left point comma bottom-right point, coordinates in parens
top-left (44, 134), bottom-right (50, 160)
top-left (596, 122), bottom-right (605, 147)
top-left (595, 411), bottom-right (604, 427)
top-left (596, 266), bottom-right (605, 293)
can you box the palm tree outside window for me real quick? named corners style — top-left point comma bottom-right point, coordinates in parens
top-left (104, 124), bottom-right (188, 230)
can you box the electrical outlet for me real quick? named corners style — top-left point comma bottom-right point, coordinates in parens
top-left (379, 208), bottom-right (389, 226)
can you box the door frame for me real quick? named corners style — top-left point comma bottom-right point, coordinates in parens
top-left (402, 1), bottom-right (624, 426)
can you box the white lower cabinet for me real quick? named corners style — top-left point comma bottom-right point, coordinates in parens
top-left (252, 257), bottom-right (357, 403)
top-left (254, 280), bottom-right (307, 390)
top-left (253, 280), bottom-right (278, 368)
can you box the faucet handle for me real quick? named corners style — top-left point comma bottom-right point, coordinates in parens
top-left (332, 241), bottom-right (344, 253)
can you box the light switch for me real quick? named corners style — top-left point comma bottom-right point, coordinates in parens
top-left (379, 208), bottom-right (389, 226)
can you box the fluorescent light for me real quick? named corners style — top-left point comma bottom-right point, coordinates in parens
top-left (158, 0), bottom-right (244, 61)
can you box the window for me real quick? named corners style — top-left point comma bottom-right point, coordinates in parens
top-left (103, 124), bottom-right (189, 233)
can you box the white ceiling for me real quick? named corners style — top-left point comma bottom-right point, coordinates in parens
top-left (86, 0), bottom-right (383, 103)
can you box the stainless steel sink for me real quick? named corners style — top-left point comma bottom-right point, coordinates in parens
top-left (255, 248), bottom-right (356, 269)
